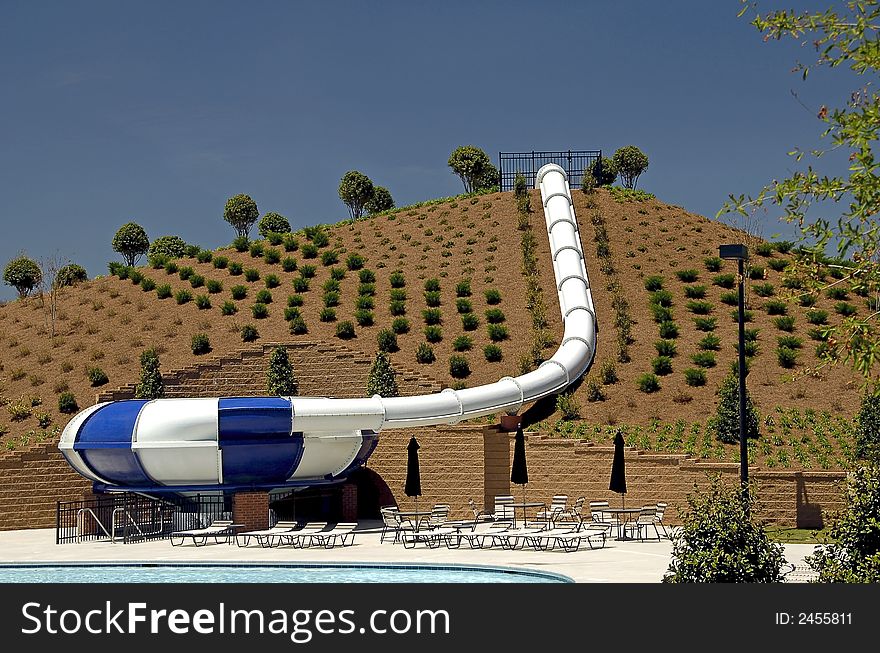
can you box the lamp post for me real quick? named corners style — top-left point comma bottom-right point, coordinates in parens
top-left (719, 243), bottom-right (750, 504)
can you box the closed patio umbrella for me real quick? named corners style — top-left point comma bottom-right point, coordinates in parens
top-left (511, 423), bottom-right (529, 503)
top-left (609, 429), bottom-right (627, 509)
top-left (404, 436), bottom-right (422, 512)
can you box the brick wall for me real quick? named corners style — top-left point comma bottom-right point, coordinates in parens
top-left (96, 341), bottom-right (441, 402)
top-left (232, 491), bottom-right (269, 532)
top-left (0, 442), bottom-right (91, 530)
top-left (365, 426), bottom-right (846, 528)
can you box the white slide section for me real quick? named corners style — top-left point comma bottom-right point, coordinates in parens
top-left (289, 163), bottom-right (597, 431)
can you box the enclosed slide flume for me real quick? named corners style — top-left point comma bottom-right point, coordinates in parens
top-left (59, 165), bottom-right (597, 493)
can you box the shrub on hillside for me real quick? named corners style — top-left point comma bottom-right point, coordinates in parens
top-left (354, 309), bottom-right (374, 326)
top-left (612, 145), bottom-right (649, 190)
top-left (391, 318), bottom-right (410, 334)
top-left (58, 392), bottom-right (79, 414)
top-left (598, 360), bottom-right (618, 385)
top-left (415, 342), bottom-right (435, 364)
top-left (658, 321), bottom-right (679, 339)
top-left (240, 325), bottom-right (259, 342)
top-left (684, 285), bottom-right (707, 299)
top-left (228, 261), bottom-right (243, 276)
top-left (389, 271), bottom-right (406, 288)
top-left (455, 280), bottom-right (472, 297)
top-left (359, 269), bottom-right (375, 284)
top-left (424, 291), bottom-right (441, 307)
top-left (637, 373), bottom-right (660, 393)
top-left (87, 367), bottom-right (109, 387)
top-left (336, 321), bottom-right (356, 339)
top-left (258, 212), bottom-right (291, 239)
top-left (140, 277), bottom-right (156, 292)
top-left (654, 340), bottom-right (677, 357)
top-left (664, 477), bottom-right (784, 583)
top-left (249, 241), bottom-right (264, 258)
top-left (644, 275), bottom-right (664, 291)
top-left (652, 356), bottom-right (673, 376)
top-left (684, 368), bottom-right (707, 387)
top-left (424, 325), bottom-right (442, 342)
top-left (56, 263), bottom-right (88, 287)
top-left (244, 268), bottom-right (260, 282)
top-left (675, 269), bottom-right (699, 282)
top-left (346, 253), bottom-right (365, 271)
top-left (156, 284), bottom-right (172, 299)
top-left (487, 324), bottom-right (508, 341)
top-left (456, 298), bottom-right (472, 314)
top-left (252, 303), bottom-right (269, 319)
top-left (189, 273), bottom-right (204, 288)
top-left (483, 344), bottom-right (503, 362)
top-left (212, 256), bottom-right (228, 269)
top-left (194, 294), bottom-right (211, 310)
top-left (190, 334), bottom-right (211, 355)
top-left (389, 300), bottom-right (406, 316)
top-left (422, 308), bottom-right (442, 325)
top-left (289, 316), bottom-right (308, 335)
top-left (255, 289), bottom-right (273, 304)
top-left (292, 277), bottom-right (309, 293)
top-left (220, 301), bottom-right (237, 316)
top-left (693, 317), bottom-right (717, 332)
top-left (320, 250), bottom-right (339, 266)
top-left (206, 279), bottom-right (223, 294)
top-left (149, 235), bottom-right (188, 261)
top-left (282, 257), bottom-right (298, 273)
top-left (462, 313), bottom-right (479, 331)
top-left (449, 354), bottom-right (471, 378)
top-left (175, 289), bottom-right (192, 304)
top-left (484, 289), bottom-right (502, 305)
top-left (263, 248), bottom-right (281, 265)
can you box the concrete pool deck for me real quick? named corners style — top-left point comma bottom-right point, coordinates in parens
top-left (0, 525), bottom-right (819, 583)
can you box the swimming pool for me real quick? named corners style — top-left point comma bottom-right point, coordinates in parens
top-left (0, 563), bottom-right (571, 583)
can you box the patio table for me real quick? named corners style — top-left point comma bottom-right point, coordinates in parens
top-left (590, 507), bottom-right (643, 540)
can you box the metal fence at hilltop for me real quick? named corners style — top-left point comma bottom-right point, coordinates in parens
top-left (498, 150), bottom-right (601, 192)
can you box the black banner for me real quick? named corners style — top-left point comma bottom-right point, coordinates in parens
top-left (0, 583), bottom-right (874, 651)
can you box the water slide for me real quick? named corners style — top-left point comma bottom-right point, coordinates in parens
top-left (59, 164), bottom-right (597, 493)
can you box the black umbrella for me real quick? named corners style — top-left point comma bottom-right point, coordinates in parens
top-left (609, 429), bottom-right (627, 509)
top-left (511, 423), bottom-right (529, 504)
top-left (404, 436), bottom-right (422, 512)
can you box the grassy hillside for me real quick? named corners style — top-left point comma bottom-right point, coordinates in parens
top-left (0, 186), bottom-right (867, 469)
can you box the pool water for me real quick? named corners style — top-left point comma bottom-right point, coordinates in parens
top-left (0, 564), bottom-right (569, 583)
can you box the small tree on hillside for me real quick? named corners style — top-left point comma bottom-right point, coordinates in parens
top-left (366, 186), bottom-right (395, 214)
top-left (448, 145), bottom-right (496, 193)
top-left (613, 145), bottom-right (650, 189)
top-left (710, 373), bottom-right (760, 444)
top-left (338, 171), bottom-right (375, 220)
top-left (588, 156), bottom-right (618, 186)
top-left (3, 255), bottom-right (42, 298)
top-left (664, 476), bottom-right (785, 583)
top-left (112, 222), bottom-right (150, 266)
top-left (266, 346), bottom-right (297, 396)
top-left (224, 194), bottom-right (259, 239)
top-left (855, 391), bottom-right (880, 463)
top-left (366, 351), bottom-right (399, 398)
top-left (807, 464), bottom-right (880, 582)
top-left (258, 212), bottom-right (291, 238)
top-left (37, 253), bottom-right (69, 338)
top-left (134, 348), bottom-right (164, 399)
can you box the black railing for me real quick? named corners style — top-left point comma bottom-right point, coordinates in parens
top-left (56, 493), bottom-right (230, 544)
top-left (498, 150), bottom-right (601, 192)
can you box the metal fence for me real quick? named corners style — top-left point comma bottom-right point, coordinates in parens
top-left (498, 150), bottom-right (601, 192)
top-left (56, 493), bottom-right (230, 544)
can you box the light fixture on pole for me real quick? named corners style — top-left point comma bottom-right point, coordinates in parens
top-left (719, 243), bottom-right (750, 503)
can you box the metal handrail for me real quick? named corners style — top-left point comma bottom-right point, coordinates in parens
top-left (75, 508), bottom-right (112, 542)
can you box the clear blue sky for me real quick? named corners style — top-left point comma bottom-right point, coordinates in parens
top-left (0, 1), bottom-right (856, 300)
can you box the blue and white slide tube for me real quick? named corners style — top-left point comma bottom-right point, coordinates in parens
top-left (59, 164), bottom-right (596, 492)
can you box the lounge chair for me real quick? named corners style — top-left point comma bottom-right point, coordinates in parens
top-left (169, 519), bottom-right (234, 547)
top-left (559, 496), bottom-right (585, 522)
top-left (424, 504), bottom-right (450, 530)
top-left (490, 523), bottom-right (548, 550)
top-left (449, 521), bottom-right (511, 549)
top-left (539, 521), bottom-right (611, 552)
top-left (308, 523), bottom-right (358, 548)
top-left (236, 520), bottom-right (299, 548)
top-left (275, 521), bottom-right (328, 548)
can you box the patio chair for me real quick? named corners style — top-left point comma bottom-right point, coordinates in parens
top-left (235, 520), bottom-right (299, 548)
top-left (491, 495), bottom-right (515, 521)
top-left (589, 500), bottom-right (620, 535)
top-left (654, 502), bottom-right (669, 539)
top-left (275, 521), bottom-right (328, 548)
top-left (541, 520), bottom-right (611, 552)
top-left (308, 523), bottom-right (358, 548)
top-left (625, 507), bottom-right (662, 541)
top-left (379, 506), bottom-right (401, 543)
top-left (424, 504), bottom-right (450, 530)
top-left (536, 495), bottom-right (568, 523)
top-left (169, 519), bottom-right (234, 547)
top-left (559, 496), bottom-right (585, 523)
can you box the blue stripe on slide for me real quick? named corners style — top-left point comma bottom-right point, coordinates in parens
top-left (74, 400), bottom-right (153, 486)
top-left (218, 397), bottom-right (291, 440)
top-left (221, 432), bottom-right (305, 485)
